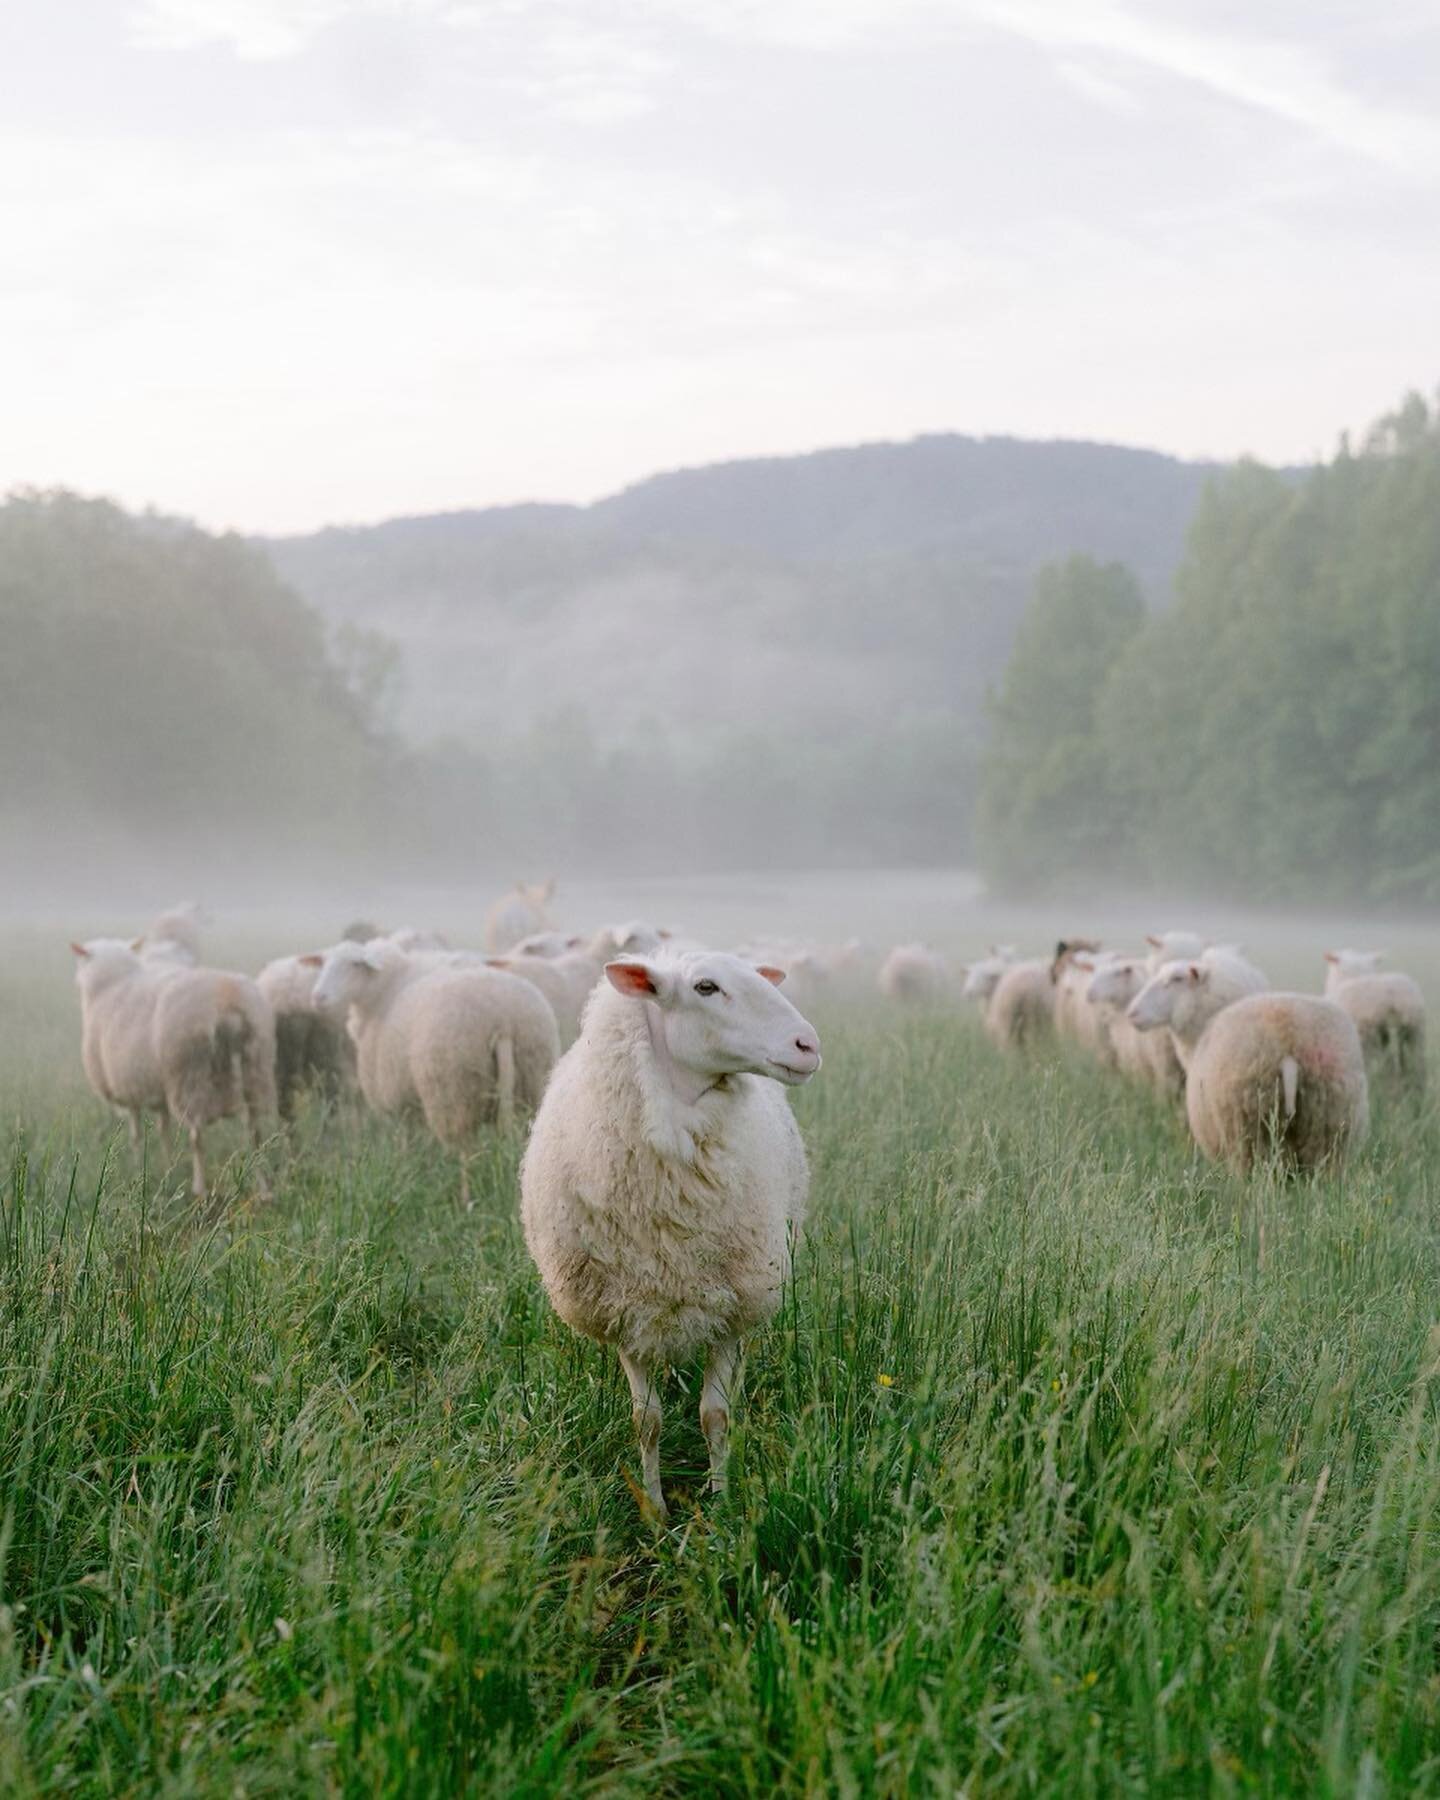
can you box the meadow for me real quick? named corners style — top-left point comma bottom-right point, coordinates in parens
top-left (1, 906), bottom-right (1438, 1795)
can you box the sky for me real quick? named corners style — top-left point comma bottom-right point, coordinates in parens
top-left (4, 0), bottom-right (1439, 533)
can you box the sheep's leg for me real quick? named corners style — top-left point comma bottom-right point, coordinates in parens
top-left (700, 1334), bottom-right (742, 1496)
top-left (617, 1348), bottom-right (666, 1521)
top-left (459, 1156), bottom-right (472, 1210)
top-left (127, 1108), bottom-right (143, 1152)
top-left (188, 1127), bottom-right (207, 1201)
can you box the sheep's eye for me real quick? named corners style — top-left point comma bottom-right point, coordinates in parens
top-left (694, 979), bottom-right (721, 997)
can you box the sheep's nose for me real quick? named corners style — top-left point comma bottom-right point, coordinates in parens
top-left (795, 1034), bottom-right (819, 1057)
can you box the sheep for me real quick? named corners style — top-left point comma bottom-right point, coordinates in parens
top-left (312, 939), bottom-right (558, 1199)
top-left (484, 949), bottom-right (593, 1046)
top-left (983, 959), bottom-right (1055, 1052)
top-left (512, 930), bottom-right (582, 959)
top-left (256, 952), bottom-right (355, 1119)
top-left (1322, 951), bottom-right (1426, 1094)
top-left (1201, 944), bottom-right (1270, 994)
top-left (1126, 956), bottom-right (1268, 1073)
top-left (878, 944), bottom-right (949, 1004)
top-left (484, 879), bottom-right (556, 953)
top-left (141, 901), bottom-right (207, 967)
top-left (386, 926), bottom-right (451, 953)
top-left (961, 947), bottom-right (1018, 1006)
top-left (72, 939), bottom-right (275, 1200)
top-left (521, 951), bottom-right (820, 1520)
top-left (1190, 993), bottom-right (1367, 1173)
top-left (342, 919), bottom-right (383, 943)
top-left (1144, 930), bottom-right (1205, 973)
top-left (1051, 939), bottom-right (1103, 1047)
top-left (1085, 955), bottom-right (1184, 1095)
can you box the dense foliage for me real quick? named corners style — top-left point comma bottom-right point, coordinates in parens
top-left (0, 491), bottom-right (395, 876)
top-left (978, 394), bottom-right (1440, 903)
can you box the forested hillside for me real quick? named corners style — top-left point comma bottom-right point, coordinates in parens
top-left (266, 435), bottom-right (1215, 751)
top-left (0, 492), bottom-right (398, 886)
top-left (978, 394), bottom-right (1440, 904)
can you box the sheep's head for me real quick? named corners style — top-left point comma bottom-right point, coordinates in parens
top-left (1127, 959), bottom-right (1208, 1032)
top-left (311, 939), bottom-right (399, 1013)
top-left (70, 937), bottom-right (143, 992)
top-left (606, 951), bottom-right (821, 1087)
top-left (1144, 930), bottom-right (1205, 966)
top-left (1087, 957), bottom-right (1145, 1008)
top-left (1324, 949), bottom-right (1383, 979)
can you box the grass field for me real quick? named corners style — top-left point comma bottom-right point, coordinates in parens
top-left (1, 912), bottom-right (1438, 1795)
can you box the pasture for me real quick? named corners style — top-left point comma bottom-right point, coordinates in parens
top-left (1, 892), bottom-right (1438, 1795)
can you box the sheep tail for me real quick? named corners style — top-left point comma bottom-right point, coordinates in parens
top-left (495, 1033), bottom-right (516, 1130)
top-left (1280, 1055), bottom-right (1300, 1122)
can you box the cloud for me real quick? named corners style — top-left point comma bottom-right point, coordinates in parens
top-left (966, 0), bottom-right (1440, 173)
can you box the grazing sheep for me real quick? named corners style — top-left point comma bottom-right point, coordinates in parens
top-left (485, 879), bottom-right (557, 953)
top-left (983, 960), bottom-right (1055, 1052)
top-left (257, 953), bottom-right (355, 1120)
top-left (521, 951), bottom-right (820, 1520)
top-left (312, 940), bottom-right (558, 1199)
top-left (1323, 951), bottom-right (1426, 1094)
top-left (879, 944), bottom-right (949, 1004)
top-left (1190, 995), bottom-right (1368, 1172)
top-left (72, 939), bottom-right (275, 1200)
top-left (342, 919), bottom-right (383, 943)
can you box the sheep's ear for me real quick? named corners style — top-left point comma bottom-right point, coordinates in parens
top-left (1186, 963), bottom-right (1206, 984)
top-left (756, 965), bottom-right (786, 987)
top-left (657, 928), bottom-right (673, 940)
top-left (298, 952), bottom-right (324, 969)
top-left (1323, 950), bottom-right (1338, 964)
top-left (70, 941), bottom-right (90, 959)
top-left (1145, 934), bottom-right (1162, 949)
top-left (606, 959), bottom-right (666, 1000)
top-left (130, 936), bottom-right (145, 953)
top-left (566, 936), bottom-right (583, 949)
top-left (486, 957), bottom-right (511, 970)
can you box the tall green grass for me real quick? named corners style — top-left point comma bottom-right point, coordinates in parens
top-left (1, 971), bottom-right (1438, 1793)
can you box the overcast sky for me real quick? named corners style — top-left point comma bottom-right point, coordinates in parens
top-left (4, 1), bottom-right (1438, 533)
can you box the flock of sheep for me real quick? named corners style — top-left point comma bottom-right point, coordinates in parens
top-left (947, 931), bottom-right (1425, 1172)
top-left (66, 891), bottom-right (1427, 1518)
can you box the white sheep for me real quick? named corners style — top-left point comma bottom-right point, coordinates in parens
top-left (1322, 950), bottom-right (1427, 1094)
top-left (1050, 939), bottom-right (1104, 1049)
top-left (1085, 954), bottom-right (1184, 1094)
top-left (257, 952), bottom-right (355, 1119)
top-left (141, 901), bottom-right (208, 967)
top-left (484, 948), bottom-right (597, 1046)
top-left (878, 944), bottom-right (949, 1004)
top-left (961, 947), bottom-right (1018, 1005)
top-left (484, 879), bottom-right (557, 953)
top-left (72, 938), bottom-right (275, 1200)
top-left (312, 939), bottom-right (558, 1199)
top-left (1144, 930), bottom-right (1206, 973)
top-left (983, 960), bottom-right (1055, 1051)
top-left (1129, 962), bottom-right (1368, 1168)
top-left (1126, 956), bottom-right (1268, 1072)
top-left (521, 951), bottom-right (820, 1520)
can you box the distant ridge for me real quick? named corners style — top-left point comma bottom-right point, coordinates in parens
top-left (263, 432), bottom-right (1255, 747)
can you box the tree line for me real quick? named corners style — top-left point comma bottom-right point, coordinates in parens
top-left (977, 393), bottom-right (1440, 905)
